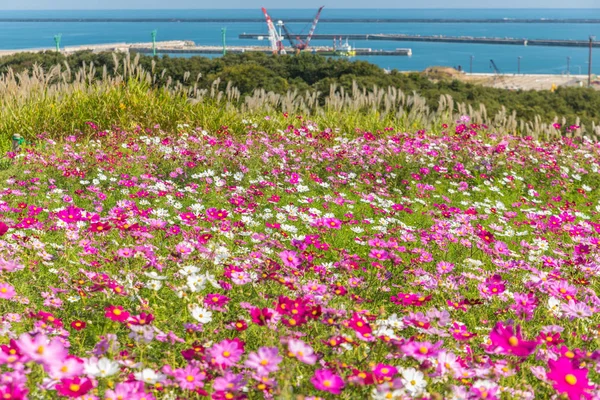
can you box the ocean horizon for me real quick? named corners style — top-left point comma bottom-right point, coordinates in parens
top-left (0, 8), bottom-right (598, 74)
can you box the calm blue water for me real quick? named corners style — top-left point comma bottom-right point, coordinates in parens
top-left (1, 9), bottom-right (599, 74)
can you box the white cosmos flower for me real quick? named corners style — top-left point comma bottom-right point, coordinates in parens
top-left (401, 368), bottom-right (427, 397)
top-left (190, 305), bottom-right (213, 324)
top-left (144, 271), bottom-right (167, 280)
top-left (179, 265), bottom-right (200, 276)
top-left (146, 280), bottom-right (163, 291)
top-left (84, 357), bottom-right (120, 377)
top-left (186, 274), bottom-right (206, 292)
top-left (134, 368), bottom-right (164, 384)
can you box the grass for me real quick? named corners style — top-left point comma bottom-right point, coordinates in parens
top-left (0, 53), bottom-right (596, 154)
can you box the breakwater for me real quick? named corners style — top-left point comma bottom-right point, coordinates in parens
top-left (240, 33), bottom-right (600, 48)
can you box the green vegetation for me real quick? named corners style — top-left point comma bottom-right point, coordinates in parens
top-left (1, 50), bottom-right (599, 131)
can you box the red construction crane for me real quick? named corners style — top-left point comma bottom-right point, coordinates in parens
top-left (281, 6), bottom-right (324, 52)
top-left (261, 7), bottom-right (285, 54)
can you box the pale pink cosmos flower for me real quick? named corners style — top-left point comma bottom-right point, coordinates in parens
top-left (0, 283), bottom-right (15, 299)
top-left (16, 333), bottom-right (68, 366)
top-left (287, 339), bottom-right (317, 365)
top-left (244, 347), bottom-right (282, 376)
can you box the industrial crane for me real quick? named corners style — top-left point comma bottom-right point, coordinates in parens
top-left (489, 59), bottom-right (502, 75)
top-left (281, 6), bottom-right (324, 53)
top-left (261, 7), bottom-right (286, 54)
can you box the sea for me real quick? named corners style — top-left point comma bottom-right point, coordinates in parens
top-left (1, 8), bottom-right (600, 74)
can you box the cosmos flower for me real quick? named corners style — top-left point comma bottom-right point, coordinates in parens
top-left (104, 306), bottom-right (130, 322)
top-left (244, 347), bottom-right (282, 376)
top-left (488, 322), bottom-right (537, 357)
top-left (547, 356), bottom-right (594, 400)
top-left (209, 339), bottom-right (244, 368)
top-left (0, 283), bottom-right (15, 300)
top-left (401, 368), bottom-right (427, 397)
top-left (287, 339), bottom-right (317, 365)
top-left (16, 333), bottom-right (67, 365)
top-left (311, 369), bottom-right (344, 395)
top-left (55, 376), bottom-right (94, 398)
top-left (173, 364), bottom-right (205, 390)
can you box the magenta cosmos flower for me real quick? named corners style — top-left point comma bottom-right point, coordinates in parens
top-left (488, 322), bottom-right (537, 357)
top-left (55, 376), bottom-right (94, 398)
top-left (244, 347), bottom-right (282, 376)
top-left (209, 339), bottom-right (244, 368)
top-left (311, 369), bottom-right (345, 394)
top-left (104, 305), bottom-right (130, 322)
top-left (547, 356), bottom-right (594, 400)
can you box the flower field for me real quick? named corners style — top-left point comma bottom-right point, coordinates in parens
top-left (0, 115), bottom-right (599, 400)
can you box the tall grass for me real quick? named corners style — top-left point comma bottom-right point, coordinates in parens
top-left (0, 52), bottom-right (597, 152)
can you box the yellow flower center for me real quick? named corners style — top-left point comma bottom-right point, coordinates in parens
top-left (565, 374), bottom-right (577, 385)
top-left (113, 309), bottom-right (122, 316)
top-left (36, 346), bottom-right (45, 355)
top-left (69, 384), bottom-right (80, 392)
top-left (323, 380), bottom-right (332, 387)
top-left (260, 359), bottom-right (269, 366)
top-left (186, 375), bottom-right (194, 382)
top-left (508, 336), bottom-right (519, 346)
top-left (419, 346), bottom-right (428, 354)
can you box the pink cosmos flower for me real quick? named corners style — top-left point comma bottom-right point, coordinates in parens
top-left (206, 208), bottom-right (228, 221)
top-left (373, 364), bottom-right (398, 380)
top-left (244, 347), bottom-right (282, 376)
top-left (311, 369), bottom-right (345, 394)
top-left (16, 333), bottom-right (67, 365)
top-left (547, 356), bottom-right (594, 400)
top-left (173, 364), bottom-right (205, 390)
top-left (0, 283), bottom-right (15, 299)
top-left (209, 339), bottom-right (244, 368)
top-left (488, 322), bottom-right (537, 357)
top-left (369, 249), bottom-right (390, 261)
top-left (48, 356), bottom-right (84, 379)
top-left (324, 218), bottom-right (342, 229)
top-left (436, 261), bottom-right (454, 274)
top-left (279, 250), bottom-right (301, 268)
top-left (212, 371), bottom-right (246, 392)
top-left (55, 376), bottom-right (94, 398)
top-left (401, 340), bottom-right (443, 361)
top-left (104, 306), bottom-right (130, 322)
top-left (287, 339), bottom-right (317, 365)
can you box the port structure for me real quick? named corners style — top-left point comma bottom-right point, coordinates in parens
top-left (280, 6), bottom-right (324, 53)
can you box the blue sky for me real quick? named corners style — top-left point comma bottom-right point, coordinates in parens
top-left (1, 0), bottom-right (598, 9)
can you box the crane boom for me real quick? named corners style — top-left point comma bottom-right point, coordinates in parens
top-left (261, 7), bottom-right (279, 54)
top-left (281, 24), bottom-right (297, 48)
top-left (305, 6), bottom-right (324, 47)
top-left (489, 59), bottom-right (501, 75)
